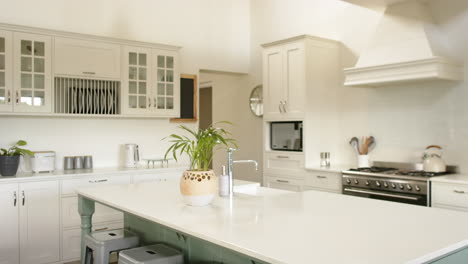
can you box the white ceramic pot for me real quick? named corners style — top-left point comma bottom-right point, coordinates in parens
top-left (357, 155), bottom-right (370, 168)
top-left (180, 170), bottom-right (217, 206)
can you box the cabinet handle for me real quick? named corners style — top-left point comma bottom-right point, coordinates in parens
top-left (454, 190), bottom-right (465, 194)
top-left (82, 71), bottom-right (96, 75)
top-left (278, 101), bottom-right (283, 113)
top-left (282, 100), bottom-right (287, 113)
top-left (89, 179), bottom-right (108, 183)
top-left (94, 227), bottom-right (108, 231)
top-left (316, 175), bottom-right (327, 179)
top-left (148, 98), bottom-right (151, 107)
top-left (21, 191), bottom-right (25, 206)
top-left (276, 179), bottom-right (289, 183)
top-left (7, 90), bottom-right (11, 103)
top-left (153, 98), bottom-right (156, 108)
top-left (276, 155), bottom-right (289, 159)
top-left (13, 191), bottom-right (17, 207)
top-left (16, 91), bottom-right (20, 104)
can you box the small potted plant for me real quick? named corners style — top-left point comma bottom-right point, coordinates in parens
top-left (0, 140), bottom-right (33, 176)
top-left (164, 122), bottom-right (236, 206)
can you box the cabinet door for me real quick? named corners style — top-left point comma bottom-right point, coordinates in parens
top-left (122, 46), bottom-right (152, 115)
top-left (263, 46), bottom-right (283, 118)
top-left (153, 50), bottom-right (180, 117)
top-left (0, 30), bottom-right (13, 112)
top-left (304, 171), bottom-right (341, 193)
top-left (282, 41), bottom-right (305, 118)
top-left (264, 176), bottom-right (303, 192)
top-left (13, 32), bottom-right (52, 113)
top-left (0, 184), bottom-right (19, 264)
top-left (19, 181), bottom-right (59, 264)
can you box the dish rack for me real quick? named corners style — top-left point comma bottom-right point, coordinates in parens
top-left (54, 77), bottom-right (120, 115)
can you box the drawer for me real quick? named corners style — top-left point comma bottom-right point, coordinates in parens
top-left (133, 171), bottom-right (182, 183)
top-left (304, 171), bottom-right (341, 193)
top-left (264, 152), bottom-right (305, 177)
top-left (61, 175), bottom-right (132, 196)
top-left (62, 196), bottom-right (123, 228)
top-left (62, 222), bottom-right (123, 261)
top-left (264, 175), bottom-right (303, 192)
top-left (432, 182), bottom-right (468, 211)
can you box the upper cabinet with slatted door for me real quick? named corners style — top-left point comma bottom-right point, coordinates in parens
top-left (13, 32), bottom-right (52, 113)
top-left (152, 50), bottom-right (180, 117)
top-left (0, 30), bottom-right (13, 112)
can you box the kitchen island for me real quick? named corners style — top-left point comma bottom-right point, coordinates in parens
top-left (77, 180), bottom-right (468, 264)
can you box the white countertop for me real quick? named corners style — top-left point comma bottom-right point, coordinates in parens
top-left (77, 180), bottom-right (468, 264)
top-left (305, 164), bottom-right (351, 173)
top-left (0, 165), bottom-right (188, 183)
top-left (430, 174), bottom-right (468, 185)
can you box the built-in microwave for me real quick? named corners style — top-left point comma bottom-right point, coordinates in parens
top-left (270, 121), bottom-right (303, 152)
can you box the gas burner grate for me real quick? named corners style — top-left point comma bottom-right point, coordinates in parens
top-left (396, 171), bottom-right (447, 177)
top-left (349, 167), bottom-right (397, 173)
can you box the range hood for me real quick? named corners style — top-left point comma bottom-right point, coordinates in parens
top-left (344, 1), bottom-right (463, 87)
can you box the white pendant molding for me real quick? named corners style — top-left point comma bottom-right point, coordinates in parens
top-left (344, 57), bottom-right (463, 87)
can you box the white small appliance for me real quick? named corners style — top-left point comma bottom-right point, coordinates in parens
top-left (422, 145), bottom-right (446, 173)
top-left (124, 144), bottom-right (140, 168)
top-left (30, 151), bottom-right (55, 173)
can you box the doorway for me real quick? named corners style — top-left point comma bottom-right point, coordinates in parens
top-left (199, 87), bottom-right (212, 130)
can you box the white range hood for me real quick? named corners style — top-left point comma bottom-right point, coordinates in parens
top-left (344, 1), bottom-right (463, 87)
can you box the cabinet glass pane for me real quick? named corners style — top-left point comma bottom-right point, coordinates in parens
top-left (0, 37), bottom-right (4, 53)
top-left (0, 89), bottom-right (4, 103)
top-left (138, 53), bottom-right (146, 66)
top-left (0, 54), bottom-right (4, 70)
top-left (21, 40), bottom-right (32, 55)
top-left (138, 82), bottom-right (146, 94)
top-left (158, 69), bottom-right (165, 82)
top-left (34, 74), bottom-right (44, 89)
top-left (129, 52), bottom-right (137, 65)
top-left (21, 73), bottom-right (32, 88)
top-left (138, 96), bottom-right (146, 108)
top-left (34, 58), bottom-right (44, 73)
top-left (129, 67), bottom-right (137, 80)
top-left (167, 56), bottom-right (174, 68)
top-left (0, 72), bottom-right (4, 87)
top-left (157, 56), bottom-right (165, 68)
top-left (157, 83), bottom-right (165, 95)
top-left (129, 96), bottom-right (137, 108)
top-left (33, 91), bottom-right (44, 106)
top-left (166, 84), bottom-right (173, 96)
top-left (21, 57), bottom-right (32, 72)
top-left (167, 97), bottom-right (174, 109)
top-left (129, 81), bottom-right (137, 94)
top-left (166, 70), bottom-right (173, 82)
top-left (21, 90), bottom-right (32, 105)
top-left (157, 97), bottom-right (165, 109)
top-left (34, 42), bottom-right (44, 56)
top-left (138, 67), bottom-right (146, 80)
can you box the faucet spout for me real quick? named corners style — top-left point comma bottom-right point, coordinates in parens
top-left (226, 149), bottom-right (259, 197)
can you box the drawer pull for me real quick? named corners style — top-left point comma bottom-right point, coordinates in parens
top-left (82, 71), bottom-right (96, 75)
top-left (316, 175), bottom-right (327, 179)
top-left (453, 190), bottom-right (466, 194)
top-left (276, 179), bottom-right (289, 183)
top-left (89, 179), bottom-right (108, 183)
top-left (94, 227), bottom-right (108, 231)
top-left (276, 155), bottom-right (289, 159)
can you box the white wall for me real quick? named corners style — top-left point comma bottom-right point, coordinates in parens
top-left (0, 0), bottom-right (250, 170)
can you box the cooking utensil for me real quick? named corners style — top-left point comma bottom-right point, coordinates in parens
top-left (349, 137), bottom-right (360, 154)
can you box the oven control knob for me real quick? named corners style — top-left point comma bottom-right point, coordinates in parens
top-left (383, 182), bottom-right (388, 188)
top-left (354, 179), bottom-right (359, 184)
top-left (376, 181), bottom-right (381, 187)
top-left (415, 185), bottom-right (421, 192)
top-left (365, 181), bottom-right (370, 186)
top-left (406, 184), bottom-right (412, 191)
top-left (391, 183), bottom-right (396, 189)
top-left (346, 178), bottom-right (351, 184)
top-left (399, 184), bottom-right (404, 190)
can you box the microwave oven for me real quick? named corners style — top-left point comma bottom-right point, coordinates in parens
top-left (270, 121), bottom-right (303, 152)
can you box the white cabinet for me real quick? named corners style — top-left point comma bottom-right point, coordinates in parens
top-left (152, 50), bottom-right (180, 117)
top-left (432, 181), bottom-right (468, 211)
top-left (262, 39), bottom-right (305, 120)
top-left (263, 152), bottom-right (305, 178)
top-left (13, 32), bottom-right (52, 113)
top-left (19, 181), bottom-right (60, 264)
top-left (54, 37), bottom-right (121, 79)
top-left (0, 184), bottom-right (19, 264)
top-left (303, 170), bottom-right (342, 193)
top-left (264, 175), bottom-right (303, 192)
top-left (0, 30), bottom-right (13, 112)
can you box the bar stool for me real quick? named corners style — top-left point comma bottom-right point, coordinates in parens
top-left (84, 228), bottom-right (139, 264)
top-left (118, 244), bottom-right (184, 264)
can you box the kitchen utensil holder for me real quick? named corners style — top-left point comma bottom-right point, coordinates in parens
top-left (358, 155), bottom-right (370, 168)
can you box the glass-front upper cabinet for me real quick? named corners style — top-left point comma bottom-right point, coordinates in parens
top-left (153, 50), bottom-right (179, 117)
top-left (13, 32), bottom-right (52, 113)
top-left (122, 46), bottom-right (151, 115)
top-left (0, 30), bottom-right (12, 112)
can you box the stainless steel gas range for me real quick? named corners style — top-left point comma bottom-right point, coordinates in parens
top-left (342, 162), bottom-right (456, 206)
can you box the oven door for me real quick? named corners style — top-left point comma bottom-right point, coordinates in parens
top-left (343, 187), bottom-right (427, 206)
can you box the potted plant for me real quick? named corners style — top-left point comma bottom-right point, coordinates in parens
top-left (164, 122), bottom-right (236, 206)
top-left (0, 140), bottom-right (33, 176)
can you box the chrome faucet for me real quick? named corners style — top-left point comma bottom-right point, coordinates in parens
top-left (226, 148), bottom-right (258, 197)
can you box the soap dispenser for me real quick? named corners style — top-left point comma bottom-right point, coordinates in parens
top-left (219, 165), bottom-right (229, 197)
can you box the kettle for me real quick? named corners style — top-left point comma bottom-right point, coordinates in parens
top-left (422, 145), bottom-right (446, 173)
top-left (124, 144), bottom-right (140, 168)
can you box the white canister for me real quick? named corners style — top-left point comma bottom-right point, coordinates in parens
top-left (357, 155), bottom-right (370, 168)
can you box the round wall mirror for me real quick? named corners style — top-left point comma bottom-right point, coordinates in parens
top-left (249, 85), bottom-right (263, 117)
